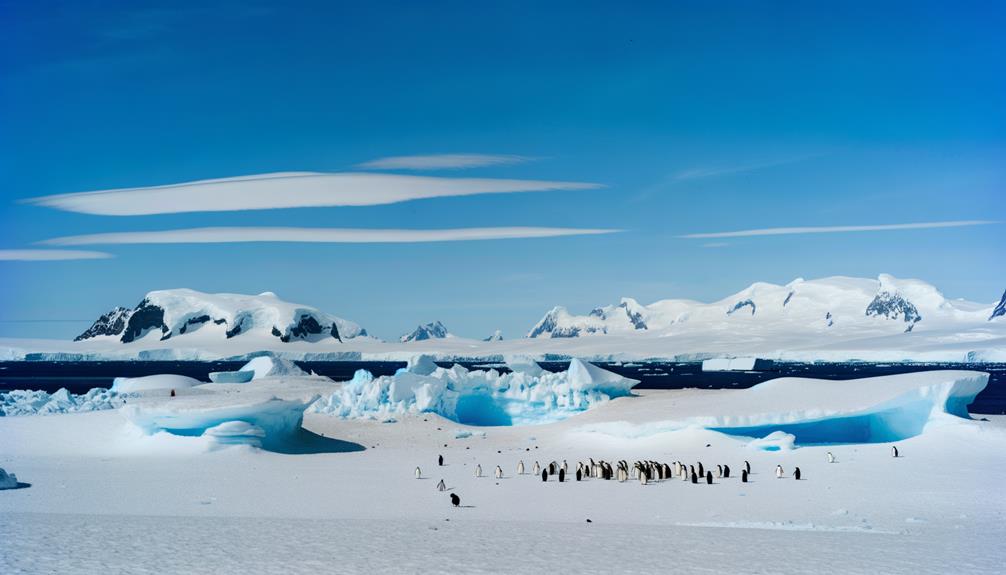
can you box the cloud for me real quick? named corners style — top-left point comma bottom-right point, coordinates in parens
top-left (41, 226), bottom-right (620, 245)
top-left (0, 249), bottom-right (112, 261)
top-left (673, 154), bottom-right (822, 181)
top-left (679, 220), bottom-right (999, 239)
top-left (701, 242), bottom-right (730, 248)
top-left (357, 154), bottom-right (531, 170)
top-left (25, 171), bottom-right (601, 216)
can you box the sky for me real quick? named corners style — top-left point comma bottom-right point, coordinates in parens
top-left (0, 0), bottom-right (1003, 341)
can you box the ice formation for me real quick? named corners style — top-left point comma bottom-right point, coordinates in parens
top-left (0, 387), bottom-right (124, 416)
top-left (0, 467), bottom-right (20, 489)
top-left (240, 355), bottom-right (308, 379)
top-left (111, 374), bottom-right (202, 393)
top-left (310, 356), bottom-right (638, 425)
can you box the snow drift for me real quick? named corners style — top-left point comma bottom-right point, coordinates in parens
top-left (1, 387), bottom-right (124, 416)
top-left (310, 356), bottom-right (638, 426)
top-left (111, 374), bottom-right (202, 393)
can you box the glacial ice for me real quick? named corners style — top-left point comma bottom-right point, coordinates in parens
top-left (240, 354), bottom-right (308, 379)
top-left (1, 387), bottom-right (124, 416)
top-left (310, 355), bottom-right (639, 426)
top-left (112, 374), bottom-right (202, 393)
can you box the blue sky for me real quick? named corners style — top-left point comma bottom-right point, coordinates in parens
top-left (0, 0), bottom-right (1003, 340)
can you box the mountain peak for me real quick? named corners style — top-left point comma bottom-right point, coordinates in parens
top-left (400, 321), bottom-right (450, 343)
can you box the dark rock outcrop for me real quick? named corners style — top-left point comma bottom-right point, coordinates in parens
top-left (75, 307), bottom-right (133, 341)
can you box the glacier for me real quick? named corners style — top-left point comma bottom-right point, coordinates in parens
top-left (310, 356), bottom-right (638, 425)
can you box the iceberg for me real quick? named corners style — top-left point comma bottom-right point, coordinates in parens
top-left (1, 387), bottom-right (124, 416)
top-left (310, 356), bottom-right (638, 426)
top-left (240, 354), bottom-right (308, 379)
top-left (111, 374), bottom-right (202, 393)
top-left (0, 467), bottom-right (20, 489)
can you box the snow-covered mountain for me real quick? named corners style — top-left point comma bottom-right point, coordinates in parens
top-left (990, 290), bottom-right (1006, 321)
top-left (528, 274), bottom-right (1002, 339)
top-left (75, 289), bottom-right (366, 344)
top-left (483, 330), bottom-right (503, 342)
top-left (400, 321), bottom-right (450, 343)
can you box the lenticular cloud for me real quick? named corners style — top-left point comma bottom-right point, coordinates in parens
top-left (26, 171), bottom-right (602, 216)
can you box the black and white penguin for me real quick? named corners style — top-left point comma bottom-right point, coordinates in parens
top-left (723, 465), bottom-right (730, 478)
top-left (640, 469), bottom-right (648, 485)
top-left (438, 454), bottom-right (444, 467)
top-left (450, 493), bottom-right (460, 507)
top-left (705, 471), bottom-right (713, 485)
top-left (690, 471), bottom-right (698, 484)
top-left (533, 461), bottom-right (541, 476)
top-left (437, 479), bottom-right (446, 491)
top-left (827, 451), bottom-right (835, 463)
top-left (744, 460), bottom-right (751, 474)
top-left (495, 465), bottom-right (503, 479)
top-left (576, 468), bottom-right (583, 481)
top-left (549, 462), bottom-right (557, 475)
top-left (415, 467), bottom-right (422, 479)
top-left (741, 469), bottom-right (748, 483)
top-left (892, 445), bottom-right (899, 458)
top-left (517, 460), bottom-right (525, 475)
top-left (541, 469), bottom-right (548, 482)
top-left (562, 460), bottom-right (568, 475)
top-left (698, 462), bottom-right (704, 477)
top-left (559, 468), bottom-right (566, 482)
top-left (775, 465), bottom-right (783, 479)
top-left (716, 464), bottom-right (723, 478)
top-left (475, 464), bottom-right (482, 478)
top-left (794, 467), bottom-right (801, 480)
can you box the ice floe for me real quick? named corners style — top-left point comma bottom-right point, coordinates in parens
top-left (0, 387), bottom-right (125, 416)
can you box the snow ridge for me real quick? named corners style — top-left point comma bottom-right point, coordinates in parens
top-left (400, 321), bottom-right (450, 342)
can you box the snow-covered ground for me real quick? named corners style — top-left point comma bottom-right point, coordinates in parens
top-left (2, 365), bottom-right (1004, 574)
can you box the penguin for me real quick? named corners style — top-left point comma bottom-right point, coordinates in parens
top-left (794, 467), bottom-right (801, 480)
top-left (437, 479), bottom-right (446, 491)
top-left (640, 469), bottom-right (648, 485)
top-left (576, 468), bottom-right (583, 481)
top-left (723, 465), bottom-right (730, 478)
top-left (517, 460), bottom-right (525, 475)
top-left (827, 451), bottom-right (835, 463)
top-left (450, 493), bottom-right (460, 507)
top-left (681, 466), bottom-right (689, 482)
top-left (892, 445), bottom-right (899, 458)
top-left (562, 460), bottom-right (568, 474)
top-left (673, 461), bottom-right (681, 477)
top-left (559, 468), bottom-right (565, 482)
top-left (690, 470), bottom-right (698, 484)
top-left (475, 464), bottom-right (482, 478)
top-left (741, 469), bottom-right (748, 483)
top-left (716, 464), bottom-right (723, 478)
top-left (697, 462), bottom-right (704, 477)
top-left (495, 465), bottom-right (503, 479)
top-left (415, 467), bottom-right (422, 479)
top-left (744, 460), bottom-right (751, 474)
top-left (541, 469), bottom-right (548, 482)
top-left (549, 462), bottom-right (557, 475)
top-left (663, 463), bottom-right (672, 480)
top-left (532, 461), bottom-right (540, 476)
top-left (705, 471), bottom-right (713, 485)
top-left (775, 465), bottom-right (783, 479)
top-left (438, 454), bottom-right (444, 467)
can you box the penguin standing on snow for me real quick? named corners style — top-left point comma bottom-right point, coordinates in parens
top-left (716, 465), bottom-right (723, 478)
top-left (450, 493), bottom-right (460, 507)
top-left (533, 461), bottom-right (541, 476)
top-left (892, 445), bottom-right (899, 458)
top-left (827, 452), bottom-right (835, 463)
top-left (775, 465), bottom-right (783, 479)
top-left (640, 469), bottom-right (648, 485)
top-left (690, 470), bottom-right (698, 484)
top-left (697, 462), bottom-right (704, 477)
top-left (517, 460), bottom-right (525, 475)
top-left (576, 468), bottom-right (583, 481)
top-left (415, 467), bottom-right (422, 479)
top-left (495, 465), bottom-right (503, 479)
top-left (438, 454), bottom-right (444, 466)
top-left (705, 471), bottom-right (713, 485)
top-left (744, 460), bottom-right (751, 474)
top-left (794, 467), bottom-right (802, 480)
top-left (475, 464), bottom-right (482, 478)
top-left (541, 469), bottom-right (548, 482)
top-left (741, 469), bottom-right (749, 483)
top-left (562, 460), bottom-right (568, 475)
top-left (723, 465), bottom-right (731, 478)
top-left (559, 468), bottom-right (566, 482)
top-left (437, 479), bottom-right (446, 491)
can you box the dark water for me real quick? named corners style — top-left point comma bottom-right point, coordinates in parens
top-left (1, 360), bottom-right (1003, 415)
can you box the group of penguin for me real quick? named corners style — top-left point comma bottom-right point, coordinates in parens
top-left (418, 445), bottom-right (903, 507)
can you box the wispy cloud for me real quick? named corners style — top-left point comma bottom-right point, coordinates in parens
top-left (672, 153), bottom-right (822, 181)
top-left (0, 249), bottom-right (112, 261)
top-left (701, 242), bottom-right (730, 248)
top-left (679, 220), bottom-right (999, 239)
top-left (357, 154), bottom-right (531, 170)
top-left (41, 226), bottom-right (620, 245)
top-left (25, 172), bottom-right (601, 216)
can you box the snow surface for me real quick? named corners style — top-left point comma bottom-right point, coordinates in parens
top-left (310, 356), bottom-right (638, 425)
top-left (112, 373), bottom-right (202, 393)
top-left (1, 369), bottom-right (1004, 574)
